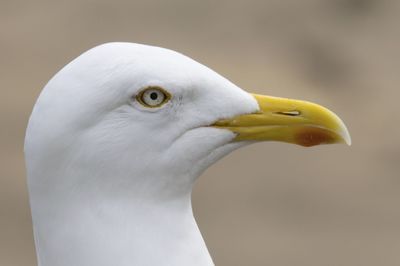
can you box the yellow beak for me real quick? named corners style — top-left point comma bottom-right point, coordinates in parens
top-left (213, 94), bottom-right (351, 147)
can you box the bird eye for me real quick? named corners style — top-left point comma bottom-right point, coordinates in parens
top-left (136, 87), bottom-right (171, 108)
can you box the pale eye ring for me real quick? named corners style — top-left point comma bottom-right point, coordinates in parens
top-left (136, 87), bottom-right (171, 108)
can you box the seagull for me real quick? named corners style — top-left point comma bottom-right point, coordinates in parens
top-left (24, 42), bottom-right (351, 266)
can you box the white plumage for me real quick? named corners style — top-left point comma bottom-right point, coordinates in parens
top-left (25, 42), bottom-right (349, 266)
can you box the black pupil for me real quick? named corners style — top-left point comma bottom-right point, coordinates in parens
top-left (150, 92), bottom-right (158, 100)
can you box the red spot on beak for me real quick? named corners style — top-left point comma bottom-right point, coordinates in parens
top-left (295, 127), bottom-right (336, 147)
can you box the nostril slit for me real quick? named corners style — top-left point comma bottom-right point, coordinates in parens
top-left (276, 111), bottom-right (301, 116)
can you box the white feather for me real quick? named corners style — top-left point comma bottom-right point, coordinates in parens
top-left (25, 43), bottom-right (258, 266)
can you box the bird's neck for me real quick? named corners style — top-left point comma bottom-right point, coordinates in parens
top-left (28, 171), bottom-right (214, 266)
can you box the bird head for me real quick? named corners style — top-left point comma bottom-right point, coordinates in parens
top-left (25, 42), bottom-right (350, 198)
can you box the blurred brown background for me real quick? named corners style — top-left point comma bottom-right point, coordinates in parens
top-left (1, 0), bottom-right (399, 265)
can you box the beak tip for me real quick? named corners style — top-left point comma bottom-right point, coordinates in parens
top-left (343, 131), bottom-right (352, 146)
top-left (338, 119), bottom-right (352, 146)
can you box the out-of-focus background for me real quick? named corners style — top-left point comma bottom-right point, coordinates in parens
top-left (1, 0), bottom-right (399, 265)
